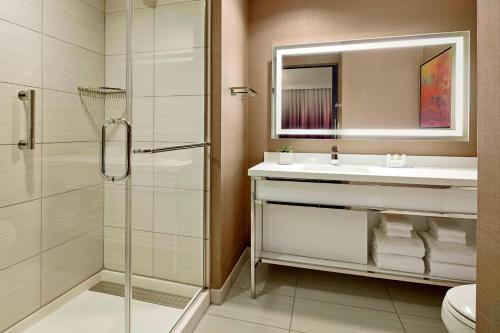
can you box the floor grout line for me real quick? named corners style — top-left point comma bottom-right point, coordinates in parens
top-left (203, 313), bottom-right (289, 331)
top-left (288, 269), bottom-right (299, 331)
top-left (383, 280), bottom-right (407, 333)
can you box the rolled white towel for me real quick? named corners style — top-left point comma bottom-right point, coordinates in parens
top-left (430, 228), bottom-right (466, 245)
top-left (373, 228), bottom-right (425, 257)
top-left (381, 224), bottom-right (412, 238)
top-left (381, 214), bottom-right (413, 232)
top-left (428, 217), bottom-right (466, 240)
top-left (420, 231), bottom-right (476, 266)
top-left (372, 251), bottom-right (425, 274)
top-left (424, 258), bottom-right (476, 281)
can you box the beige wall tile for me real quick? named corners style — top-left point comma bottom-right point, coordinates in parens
top-left (43, 36), bottom-right (104, 93)
top-left (41, 228), bottom-right (103, 305)
top-left (0, 256), bottom-right (41, 332)
top-left (0, 20), bottom-right (42, 87)
top-left (104, 141), bottom-right (153, 186)
top-left (0, 200), bottom-right (41, 270)
top-left (155, 47), bottom-right (205, 96)
top-left (43, 0), bottom-right (104, 54)
top-left (105, 0), bottom-right (149, 13)
top-left (104, 184), bottom-right (153, 231)
top-left (105, 53), bottom-right (154, 96)
top-left (105, 8), bottom-right (154, 55)
top-left (104, 227), bottom-right (153, 276)
top-left (0, 83), bottom-right (42, 145)
top-left (155, 1), bottom-right (205, 51)
top-left (42, 142), bottom-right (101, 197)
top-left (154, 95), bottom-right (204, 142)
top-left (154, 144), bottom-right (204, 190)
top-left (43, 89), bottom-right (100, 143)
top-left (42, 185), bottom-right (103, 250)
top-left (153, 233), bottom-right (203, 285)
top-left (0, 144), bottom-right (41, 207)
top-left (0, 0), bottom-right (42, 31)
top-left (106, 97), bottom-right (153, 142)
top-left (81, 0), bottom-right (105, 12)
top-left (154, 187), bottom-right (203, 238)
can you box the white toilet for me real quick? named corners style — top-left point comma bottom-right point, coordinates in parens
top-left (442, 284), bottom-right (476, 333)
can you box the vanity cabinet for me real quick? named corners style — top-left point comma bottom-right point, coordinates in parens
top-left (248, 153), bottom-right (478, 298)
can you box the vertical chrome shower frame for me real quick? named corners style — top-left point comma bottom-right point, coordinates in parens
top-left (124, 0), bottom-right (134, 332)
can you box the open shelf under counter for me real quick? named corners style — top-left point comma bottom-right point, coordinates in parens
top-left (260, 251), bottom-right (472, 288)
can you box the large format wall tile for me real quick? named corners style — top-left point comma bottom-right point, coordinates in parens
top-left (81, 0), bottom-right (105, 12)
top-left (105, 8), bottom-right (154, 55)
top-left (104, 184), bottom-right (153, 231)
top-left (43, 89), bottom-right (99, 143)
top-left (43, 36), bottom-right (104, 93)
top-left (154, 145), bottom-right (204, 190)
top-left (42, 185), bottom-right (103, 250)
top-left (0, 20), bottom-right (42, 87)
top-left (155, 1), bottom-right (205, 51)
top-left (153, 233), bottom-right (203, 285)
top-left (104, 227), bottom-right (153, 276)
top-left (0, 83), bottom-right (42, 145)
top-left (42, 142), bottom-right (101, 197)
top-left (0, 200), bottom-right (41, 270)
top-left (43, 0), bottom-right (104, 54)
top-left (0, 0), bottom-right (42, 32)
top-left (154, 95), bottom-right (204, 142)
top-left (41, 228), bottom-right (103, 305)
top-left (0, 256), bottom-right (41, 332)
top-left (154, 187), bottom-right (203, 238)
top-left (0, 145), bottom-right (41, 207)
top-left (155, 47), bottom-right (205, 96)
top-left (105, 53), bottom-right (154, 96)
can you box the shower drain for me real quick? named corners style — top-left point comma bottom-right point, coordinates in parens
top-left (89, 281), bottom-right (191, 309)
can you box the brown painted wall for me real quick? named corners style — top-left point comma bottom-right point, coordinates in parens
top-left (210, 0), bottom-right (250, 289)
top-left (477, 0), bottom-right (500, 331)
top-left (248, 0), bottom-right (477, 168)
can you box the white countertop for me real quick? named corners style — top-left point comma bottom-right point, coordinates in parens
top-left (248, 153), bottom-right (477, 187)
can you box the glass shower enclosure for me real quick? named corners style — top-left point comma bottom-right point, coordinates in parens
top-left (0, 0), bottom-right (208, 332)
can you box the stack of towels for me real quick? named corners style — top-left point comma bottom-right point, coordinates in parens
top-left (420, 217), bottom-right (476, 281)
top-left (372, 214), bottom-right (426, 274)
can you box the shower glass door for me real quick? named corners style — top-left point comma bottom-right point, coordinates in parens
top-left (103, 0), bottom-right (208, 332)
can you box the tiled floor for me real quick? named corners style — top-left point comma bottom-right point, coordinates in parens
top-left (195, 260), bottom-right (449, 333)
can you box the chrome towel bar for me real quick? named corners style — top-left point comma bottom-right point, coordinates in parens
top-left (133, 142), bottom-right (210, 154)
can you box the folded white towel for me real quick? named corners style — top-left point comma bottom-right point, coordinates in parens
top-left (430, 228), bottom-right (466, 245)
top-left (424, 258), bottom-right (476, 281)
top-left (373, 251), bottom-right (425, 274)
top-left (381, 224), bottom-right (412, 238)
top-left (428, 217), bottom-right (466, 239)
top-left (381, 214), bottom-right (413, 231)
top-left (420, 231), bottom-right (476, 266)
top-left (373, 228), bottom-right (425, 257)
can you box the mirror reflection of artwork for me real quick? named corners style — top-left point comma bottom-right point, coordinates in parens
top-left (281, 66), bottom-right (338, 138)
top-left (420, 48), bottom-right (452, 128)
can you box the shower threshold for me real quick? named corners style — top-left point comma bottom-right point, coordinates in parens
top-left (4, 271), bottom-right (205, 333)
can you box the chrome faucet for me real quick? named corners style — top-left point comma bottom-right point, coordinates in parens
top-left (331, 145), bottom-right (339, 165)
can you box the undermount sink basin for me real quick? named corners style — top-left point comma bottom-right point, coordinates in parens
top-left (301, 164), bottom-right (371, 173)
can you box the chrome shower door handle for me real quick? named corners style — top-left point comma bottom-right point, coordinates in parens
top-left (101, 118), bottom-right (132, 182)
top-left (18, 90), bottom-right (35, 150)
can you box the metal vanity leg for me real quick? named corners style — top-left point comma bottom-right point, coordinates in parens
top-left (250, 177), bottom-right (257, 298)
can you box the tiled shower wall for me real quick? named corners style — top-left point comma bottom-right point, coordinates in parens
top-left (0, 0), bottom-right (105, 331)
top-left (102, 0), bottom-right (207, 287)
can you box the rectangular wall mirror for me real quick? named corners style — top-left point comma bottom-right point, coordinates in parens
top-left (271, 31), bottom-right (470, 140)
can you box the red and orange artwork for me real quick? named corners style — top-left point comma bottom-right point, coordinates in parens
top-left (420, 48), bottom-right (452, 128)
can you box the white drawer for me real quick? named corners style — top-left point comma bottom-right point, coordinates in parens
top-left (262, 203), bottom-right (368, 264)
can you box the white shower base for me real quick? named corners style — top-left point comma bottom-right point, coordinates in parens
top-left (22, 291), bottom-right (183, 333)
top-left (6, 271), bottom-right (205, 333)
